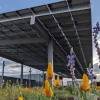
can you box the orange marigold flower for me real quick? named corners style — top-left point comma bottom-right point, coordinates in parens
top-left (53, 80), bottom-right (57, 87)
top-left (53, 76), bottom-right (60, 87)
top-left (56, 76), bottom-right (60, 86)
top-left (87, 88), bottom-right (91, 92)
top-left (43, 80), bottom-right (53, 97)
top-left (46, 62), bottom-right (54, 79)
top-left (26, 88), bottom-right (31, 92)
top-left (81, 74), bottom-right (90, 92)
top-left (96, 86), bottom-right (100, 89)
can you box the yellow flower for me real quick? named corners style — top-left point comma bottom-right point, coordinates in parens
top-left (72, 92), bottom-right (76, 95)
top-left (26, 88), bottom-right (31, 92)
top-left (66, 93), bottom-right (68, 97)
top-left (6, 93), bottom-right (8, 96)
top-left (43, 80), bottom-right (53, 97)
top-left (18, 97), bottom-right (23, 100)
top-left (46, 62), bottom-right (54, 79)
top-left (81, 74), bottom-right (90, 92)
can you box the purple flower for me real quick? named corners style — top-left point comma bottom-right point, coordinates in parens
top-left (67, 55), bottom-right (75, 67)
top-left (87, 68), bottom-right (94, 83)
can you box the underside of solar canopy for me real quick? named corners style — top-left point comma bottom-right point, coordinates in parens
top-left (0, 0), bottom-right (92, 78)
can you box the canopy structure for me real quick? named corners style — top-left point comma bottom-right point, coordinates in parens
top-left (0, 0), bottom-right (92, 78)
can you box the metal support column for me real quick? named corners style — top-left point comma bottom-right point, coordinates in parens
top-left (48, 39), bottom-right (54, 85)
top-left (43, 70), bottom-right (45, 82)
top-left (62, 78), bottom-right (63, 86)
top-left (48, 39), bottom-right (53, 64)
top-left (39, 73), bottom-right (40, 87)
top-left (1, 61), bottom-right (5, 87)
top-left (29, 68), bottom-right (31, 88)
top-left (20, 64), bottom-right (23, 85)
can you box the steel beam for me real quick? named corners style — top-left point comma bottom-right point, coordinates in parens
top-left (30, 16), bottom-right (50, 42)
top-left (56, 38), bottom-right (92, 41)
top-left (40, 15), bottom-right (90, 24)
top-left (30, 16), bottom-right (67, 61)
top-left (20, 64), bottom-right (23, 85)
top-left (29, 68), bottom-right (31, 87)
top-left (0, 37), bottom-right (46, 45)
top-left (0, 53), bottom-right (23, 64)
top-left (36, 3), bottom-right (90, 17)
top-left (24, 62), bottom-right (66, 66)
top-left (0, 3), bottom-right (90, 23)
top-left (51, 28), bottom-right (91, 34)
top-left (1, 61), bottom-right (5, 87)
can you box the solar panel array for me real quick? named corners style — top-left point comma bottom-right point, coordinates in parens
top-left (0, 0), bottom-right (92, 78)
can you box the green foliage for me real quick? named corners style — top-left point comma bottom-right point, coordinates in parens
top-left (57, 86), bottom-right (64, 90)
top-left (0, 81), bottom-right (100, 100)
top-left (65, 85), bottom-right (74, 94)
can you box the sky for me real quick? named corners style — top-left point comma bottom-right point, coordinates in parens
top-left (0, 0), bottom-right (99, 78)
top-left (91, 0), bottom-right (100, 64)
top-left (0, 0), bottom-right (62, 13)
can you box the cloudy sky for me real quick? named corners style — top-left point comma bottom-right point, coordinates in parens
top-left (0, 0), bottom-right (99, 78)
top-left (91, 0), bottom-right (100, 79)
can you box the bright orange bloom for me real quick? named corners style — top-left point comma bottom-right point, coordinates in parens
top-left (26, 88), bottom-right (31, 92)
top-left (96, 86), bottom-right (100, 89)
top-left (18, 97), bottom-right (23, 100)
top-left (87, 88), bottom-right (91, 92)
top-left (53, 76), bottom-right (60, 87)
top-left (81, 74), bottom-right (90, 92)
top-left (53, 80), bottom-right (57, 87)
top-left (56, 76), bottom-right (60, 86)
top-left (43, 80), bottom-right (53, 97)
top-left (46, 62), bottom-right (54, 79)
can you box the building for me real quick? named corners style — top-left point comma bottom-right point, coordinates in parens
top-left (23, 73), bottom-right (63, 86)
top-left (63, 78), bottom-right (82, 86)
top-left (0, 76), bottom-right (35, 87)
top-left (23, 73), bottom-right (44, 87)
